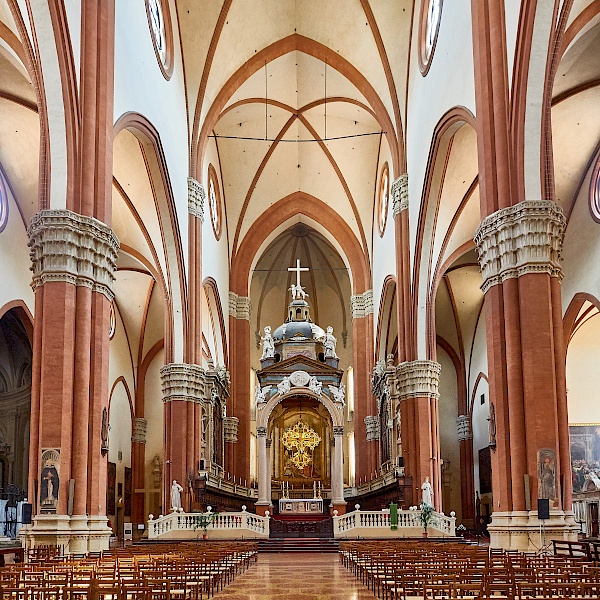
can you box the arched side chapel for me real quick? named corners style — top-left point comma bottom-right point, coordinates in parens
top-left (0, 0), bottom-right (596, 552)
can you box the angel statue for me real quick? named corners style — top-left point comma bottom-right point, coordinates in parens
top-left (309, 376), bottom-right (322, 395)
top-left (277, 376), bottom-right (291, 396)
top-left (254, 385), bottom-right (270, 406)
top-left (261, 326), bottom-right (275, 359)
top-left (329, 383), bottom-right (346, 405)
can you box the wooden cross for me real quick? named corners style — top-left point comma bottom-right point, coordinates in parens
top-left (288, 259), bottom-right (309, 288)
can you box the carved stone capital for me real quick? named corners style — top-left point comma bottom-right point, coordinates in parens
top-left (456, 414), bottom-right (473, 441)
top-left (160, 363), bottom-right (205, 403)
top-left (224, 417), bottom-right (239, 443)
top-left (474, 200), bottom-right (566, 294)
top-left (333, 426), bottom-right (345, 437)
top-left (395, 360), bottom-right (441, 401)
top-left (28, 210), bottom-right (120, 301)
top-left (188, 178), bottom-right (205, 222)
top-left (132, 417), bottom-right (148, 444)
top-left (364, 416), bottom-right (380, 441)
top-left (229, 292), bottom-right (251, 320)
top-left (391, 173), bottom-right (408, 216)
top-left (257, 426), bottom-right (268, 438)
top-left (350, 290), bottom-right (373, 319)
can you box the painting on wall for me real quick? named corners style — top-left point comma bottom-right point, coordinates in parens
top-left (479, 446), bottom-right (492, 494)
top-left (570, 425), bottom-right (600, 492)
top-left (124, 467), bottom-right (132, 517)
top-left (40, 449), bottom-right (60, 514)
top-left (107, 462), bottom-right (116, 515)
top-left (538, 448), bottom-right (558, 506)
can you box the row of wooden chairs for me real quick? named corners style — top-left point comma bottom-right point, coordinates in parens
top-left (0, 541), bottom-right (258, 599)
top-left (339, 540), bottom-right (600, 599)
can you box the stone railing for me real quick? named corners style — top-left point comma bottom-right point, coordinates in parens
top-left (333, 509), bottom-right (456, 538)
top-left (147, 510), bottom-right (269, 540)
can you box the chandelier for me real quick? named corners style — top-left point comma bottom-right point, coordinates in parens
top-left (281, 419), bottom-right (321, 470)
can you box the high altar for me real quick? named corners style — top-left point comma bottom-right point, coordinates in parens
top-left (254, 260), bottom-right (347, 515)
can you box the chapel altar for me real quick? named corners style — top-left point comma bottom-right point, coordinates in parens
top-left (254, 260), bottom-right (348, 515)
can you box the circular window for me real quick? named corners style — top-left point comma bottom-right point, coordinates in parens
top-left (146, 0), bottom-right (173, 79)
top-left (377, 163), bottom-right (390, 237)
top-left (419, 0), bottom-right (443, 75)
top-left (208, 164), bottom-right (223, 241)
top-left (590, 156), bottom-right (600, 222)
top-left (0, 175), bottom-right (8, 233)
top-left (109, 303), bottom-right (116, 340)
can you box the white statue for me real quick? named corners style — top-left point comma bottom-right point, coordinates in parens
top-left (261, 326), bottom-right (275, 359)
top-left (255, 385), bottom-right (270, 405)
top-left (277, 376), bottom-right (291, 396)
top-left (329, 383), bottom-right (345, 405)
top-left (171, 480), bottom-right (183, 511)
top-left (323, 326), bottom-right (338, 359)
top-left (421, 476), bottom-right (434, 506)
top-left (289, 283), bottom-right (308, 300)
top-left (309, 376), bottom-right (322, 395)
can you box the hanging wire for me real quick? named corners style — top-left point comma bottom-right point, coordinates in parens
top-left (265, 60), bottom-right (268, 141)
top-left (208, 131), bottom-right (385, 142)
top-left (324, 60), bottom-right (327, 142)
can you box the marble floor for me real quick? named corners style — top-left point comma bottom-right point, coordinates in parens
top-left (215, 552), bottom-right (375, 600)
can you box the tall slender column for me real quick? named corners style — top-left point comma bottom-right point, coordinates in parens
top-left (265, 438), bottom-right (272, 508)
top-left (160, 364), bottom-right (205, 510)
top-left (396, 361), bottom-right (442, 511)
top-left (255, 427), bottom-right (269, 515)
top-left (456, 415), bottom-right (476, 528)
top-left (229, 293), bottom-right (251, 481)
top-left (474, 201), bottom-right (577, 549)
top-left (391, 175), bottom-right (411, 362)
top-left (131, 417), bottom-right (147, 530)
top-left (351, 291), bottom-right (375, 481)
top-left (332, 426), bottom-right (346, 513)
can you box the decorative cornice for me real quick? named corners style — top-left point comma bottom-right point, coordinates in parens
top-left (132, 417), bottom-right (148, 444)
top-left (28, 210), bottom-right (120, 301)
top-left (364, 416), bottom-right (380, 441)
top-left (224, 417), bottom-right (239, 443)
top-left (395, 360), bottom-right (441, 400)
top-left (456, 415), bottom-right (473, 441)
top-left (229, 292), bottom-right (251, 320)
top-left (391, 173), bottom-right (408, 216)
top-left (256, 426), bottom-right (268, 437)
top-left (474, 200), bottom-right (566, 294)
top-left (160, 363), bottom-right (206, 403)
top-left (350, 290), bottom-right (374, 319)
top-left (188, 177), bottom-right (205, 222)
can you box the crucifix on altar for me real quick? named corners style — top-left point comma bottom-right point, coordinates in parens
top-left (288, 259), bottom-right (309, 300)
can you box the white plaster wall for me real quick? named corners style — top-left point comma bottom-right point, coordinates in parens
top-left (562, 165), bottom-right (600, 311)
top-left (201, 139), bottom-right (231, 356)
top-left (406, 0), bottom-right (476, 359)
top-left (0, 186), bottom-right (34, 314)
top-left (566, 315), bottom-right (600, 424)
top-left (371, 145), bottom-right (397, 355)
top-left (437, 347), bottom-right (462, 520)
top-left (107, 380), bottom-right (132, 520)
top-left (108, 309), bottom-right (135, 407)
top-left (113, 0), bottom-right (189, 281)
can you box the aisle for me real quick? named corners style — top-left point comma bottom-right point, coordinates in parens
top-left (215, 552), bottom-right (374, 600)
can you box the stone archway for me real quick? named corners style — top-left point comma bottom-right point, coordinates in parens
top-left (255, 387), bottom-right (345, 515)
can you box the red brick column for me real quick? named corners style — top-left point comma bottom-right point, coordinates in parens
top-left (396, 361), bottom-right (442, 511)
top-left (160, 364), bottom-right (205, 511)
top-left (351, 292), bottom-right (375, 481)
top-left (474, 201), bottom-right (577, 548)
top-left (228, 294), bottom-right (251, 482)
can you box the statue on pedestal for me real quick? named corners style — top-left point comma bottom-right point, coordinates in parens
top-left (261, 326), bottom-right (275, 359)
top-left (171, 480), bottom-right (183, 511)
top-left (421, 476), bottom-right (434, 506)
top-left (323, 326), bottom-right (338, 359)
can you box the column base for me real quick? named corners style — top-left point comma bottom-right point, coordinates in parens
top-left (255, 503), bottom-right (272, 517)
top-left (19, 514), bottom-right (112, 554)
top-left (331, 502), bottom-right (347, 516)
top-left (487, 510), bottom-right (579, 551)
